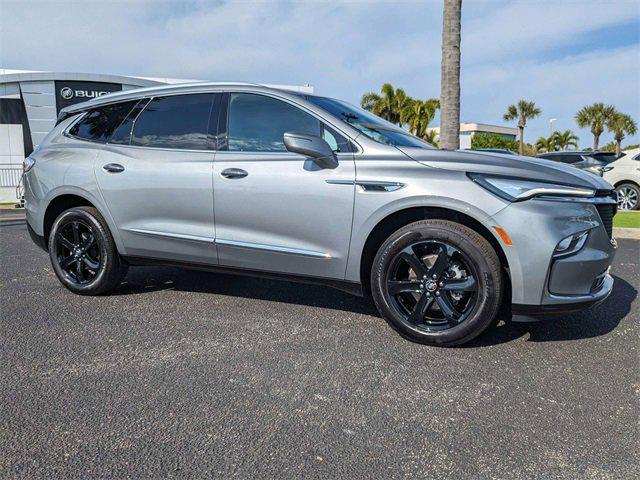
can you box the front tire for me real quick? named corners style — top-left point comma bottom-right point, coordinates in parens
top-left (371, 220), bottom-right (503, 346)
top-left (48, 206), bottom-right (127, 295)
top-left (615, 183), bottom-right (639, 211)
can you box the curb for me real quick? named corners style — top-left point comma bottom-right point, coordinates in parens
top-left (613, 227), bottom-right (640, 240)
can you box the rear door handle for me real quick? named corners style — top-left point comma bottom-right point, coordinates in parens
top-left (221, 168), bottom-right (248, 179)
top-left (103, 163), bottom-right (125, 173)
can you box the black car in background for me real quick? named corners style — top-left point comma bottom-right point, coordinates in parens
top-left (536, 151), bottom-right (619, 176)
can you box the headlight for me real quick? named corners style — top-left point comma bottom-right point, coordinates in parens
top-left (23, 156), bottom-right (36, 173)
top-left (468, 174), bottom-right (595, 202)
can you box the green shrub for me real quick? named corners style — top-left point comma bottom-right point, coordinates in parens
top-left (471, 132), bottom-right (519, 152)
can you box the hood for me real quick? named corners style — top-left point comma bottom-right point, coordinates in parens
top-left (397, 147), bottom-right (613, 192)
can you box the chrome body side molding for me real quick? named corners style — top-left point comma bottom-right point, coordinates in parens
top-left (215, 238), bottom-right (331, 258)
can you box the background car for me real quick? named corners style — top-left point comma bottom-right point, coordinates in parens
top-left (604, 147), bottom-right (640, 210)
top-left (537, 150), bottom-right (619, 176)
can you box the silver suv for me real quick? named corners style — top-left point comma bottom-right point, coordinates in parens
top-left (23, 83), bottom-right (617, 346)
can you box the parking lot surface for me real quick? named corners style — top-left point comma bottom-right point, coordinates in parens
top-left (1, 223), bottom-right (638, 479)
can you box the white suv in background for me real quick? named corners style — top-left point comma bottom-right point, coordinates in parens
top-left (604, 148), bottom-right (640, 210)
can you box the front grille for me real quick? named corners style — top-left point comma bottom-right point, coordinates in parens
top-left (595, 202), bottom-right (615, 239)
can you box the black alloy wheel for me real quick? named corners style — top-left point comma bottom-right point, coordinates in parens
top-left (53, 219), bottom-right (102, 285)
top-left (386, 240), bottom-right (478, 331)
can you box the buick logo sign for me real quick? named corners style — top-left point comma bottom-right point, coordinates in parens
top-left (60, 87), bottom-right (74, 100)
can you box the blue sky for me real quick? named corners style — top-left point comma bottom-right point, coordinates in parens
top-left (2, 0), bottom-right (639, 146)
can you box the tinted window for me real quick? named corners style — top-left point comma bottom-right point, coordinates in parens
top-left (131, 94), bottom-right (215, 150)
top-left (68, 101), bottom-right (138, 143)
top-left (228, 93), bottom-right (320, 152)
top-left (589, 152), bottom-right (618, 164)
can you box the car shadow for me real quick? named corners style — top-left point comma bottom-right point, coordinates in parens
top-left (113, 266), bottom-right (378, 316)
top-left (113, 268), bottom-right (636, 346)
top-left (466, 275), bottom-right (637, 347)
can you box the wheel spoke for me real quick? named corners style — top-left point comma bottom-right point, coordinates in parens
top-left (57, 234), bottom-right (75, 251)
top-left (75, 260), bottom-right (85, 283)
top-left (442, 276), bottom-right (476, 292)
top-left (399, 247), bottom-right (428, 277)
top-left (387, 280), bottom-right (422, 295)
top-left (408, 294), bottom-right (435, 324)
top-left (435, 295), bottom-right (462, 324)
top-left (59, 255), bottom-right (76, 270)
top-left (82, 256), bottom-right (99, 270)
top-left (426, 244), bottom-right (451, 278)
top-left (80, 234), bottom-right (96, 252)
top-left (71, 221), bottom-right (80, 244)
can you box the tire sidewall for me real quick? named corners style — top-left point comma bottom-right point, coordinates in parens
top-left (48, 208), bottom-right (112, 293)
top-left (371, 222), bottom-right (501, 346)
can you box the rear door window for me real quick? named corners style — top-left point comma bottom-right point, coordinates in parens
top-left (68, 100), bottom-right (139, 143)
top-left (130, 94), bottom-right (217, 150)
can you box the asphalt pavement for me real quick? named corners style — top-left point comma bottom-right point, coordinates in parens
top-left (1, 223), bottom-right (638, 479)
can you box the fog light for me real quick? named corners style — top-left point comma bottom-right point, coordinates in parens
top-left (554, 231), bottom-right (589, 257)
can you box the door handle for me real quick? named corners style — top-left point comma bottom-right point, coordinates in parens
top-left (103, 163), bottom-right (125, 173)
top-left (221, 168), bottom-right (248, 179)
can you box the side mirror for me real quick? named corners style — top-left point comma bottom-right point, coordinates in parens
top-left (283, 132), bottom-right (339, 169)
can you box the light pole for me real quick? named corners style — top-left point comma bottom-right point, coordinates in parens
top-left (549, 118), bottom-right (556, 137)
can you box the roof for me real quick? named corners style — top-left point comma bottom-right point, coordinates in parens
top-left (59, 82), bottom-right (311, 114)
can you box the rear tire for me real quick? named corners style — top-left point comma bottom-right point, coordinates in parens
top-left (48, 206), bottom-right (127, 295)
top-left (371, 219), bottom-right (503, 346)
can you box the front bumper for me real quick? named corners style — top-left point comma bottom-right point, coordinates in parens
top-left (493, 195), bottom-right (617, 313)
top-left (512, 273), bottom-right (613, 316)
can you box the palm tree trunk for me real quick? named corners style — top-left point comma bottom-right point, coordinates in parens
top-left (518, 126), bottom-right (524, 155)
top-left (439, 0), bottom-right (462, 150)
top-left (593, 132), bottom-right (600, 151)
top-left (616, 139), bottom-right (622, 157)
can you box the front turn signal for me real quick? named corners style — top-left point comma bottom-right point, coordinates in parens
top-left (493, 226), bottom-right (513, 247)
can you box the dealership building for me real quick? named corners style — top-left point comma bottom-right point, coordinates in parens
top-left (427, 123), bottom-right (519, 150)
top-left (0, 69), bottom-right (312, 202)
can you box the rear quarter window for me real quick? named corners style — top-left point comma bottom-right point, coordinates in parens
top-left (68, 101), bottom-right (139, 143)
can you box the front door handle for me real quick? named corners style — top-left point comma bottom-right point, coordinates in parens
top-left (103, 163), bottom-right (125, 173)
top-left (221, 168), bottom-right (248, 179)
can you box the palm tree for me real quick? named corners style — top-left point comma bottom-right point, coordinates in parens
top-left (535, 135), bottom-right (557, 153)
top-left (575, 103), bottom-right (616, 150)
top-left (401, 98), bottom-right (440, 137)
top-left (552, 130), bottom-right (579, 150)
top-left (361, 83), bottom-right (413, 126)
top-left (423, 129), bottom-right (439, 147)
top-left (606, 112), bottom-right (637, 156)
top-left (503, 100), bottom-right (541, 155)
top-left (439, 0), bottom-right (462, 150)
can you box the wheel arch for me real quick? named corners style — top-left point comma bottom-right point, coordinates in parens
top-left (613, 179), bottom-right (640, 188)
top-left (358, 206), bottom-right (511, 301)
top-left (42, 191), bottom-right (122, 254)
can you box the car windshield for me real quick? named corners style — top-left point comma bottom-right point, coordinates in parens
top-left (305, 95), bottom-right (434, 149)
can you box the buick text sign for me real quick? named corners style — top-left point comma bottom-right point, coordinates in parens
top-left (54, 81), bottom-right (123, 112)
